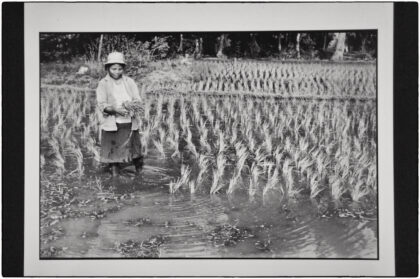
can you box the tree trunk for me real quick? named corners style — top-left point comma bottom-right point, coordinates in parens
top-left (331, 32), bottom-right (346, 61)
top-left (199, 38), bottom-right (203, 56)
top-left (278, 33), bottom-right (282, 52)
top-left (323, 33), bottom-right (327, 50)
top-left (97, 34), bottom-right (103, 62)
top-left (178, 34), bottom-right (184, 53)
top-left (360, 37), bottom-right (367, 53)
top-left (216, 34), bottom-right (225, 58)
top-left (296, 33), bottom-right (301, 59)
top-left (194, 38), bottom-right (202, 59)
top-left (249, 34), bottom-right (261, 58)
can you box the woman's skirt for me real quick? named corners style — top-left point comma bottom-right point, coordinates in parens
top-left (100, 123), bottom-right (142, 163)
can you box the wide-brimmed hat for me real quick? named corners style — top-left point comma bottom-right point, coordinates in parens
top-left (105, 52), bottom-right (126, 66)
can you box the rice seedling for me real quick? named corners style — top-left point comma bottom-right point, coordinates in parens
top-left (234, 142), bottom-right (249, 174)
top-left (330, 174), bottom-right (347, 201)
top-left (210, 154), bottom-right (227, 194)
top-left (48, 137), bottom-right (66, 176)
top-left (139, 125), bottom-right (152, 155)
top-left (262, 168), bottom-right (281, 200)
top-left (86, 137), bottom-right (100, 163)
top-left (158, 127), bottom-right (166, 145)
top-left (215, 130), bottom-right (226, 155)
top-left (72, 145), bottom-right (84, 177)
top-left (40, 154), bottom-right (46, 171)
top-left (188, 180), bottom-right (197, 194)
top-left (282, 158), bottom-right (301, 199)
top-left (185, 127), bottom-right (199, 159)
top-left (349, 177), bottom-right (370, 203)
top-left (199, 129), bottom-right (212, 154)
top-left (249, 163), bottom-right (262, 199)
top-left (169, 164), bottom-right (191, 194)
top-left (196, 154), bottom-right (210, 187)
top-left (153, 139), bottom-right (166, 159)
top-left (309, 174), bottom-right (325, 200)
top-left (227, 173), bottom-right (241, 196)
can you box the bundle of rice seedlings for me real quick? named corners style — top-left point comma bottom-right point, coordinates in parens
top-left (190, 98), bottom-right (201, 124)
top-left (158, 127), bottom-right (166, 144)
top-left (40, 105), bottom-right (49, 131)
top-left (330, 174), bottom-right (347, 201)
top-left (210, 154), bottom-right (227, 194)
top-left (216, 131), bottom-right (226, 155)
top-left (229, 125), bottom-right (238, 146)
top-left (179, 100), bottom-right (188, 127)
top-left (188, 180), bottom-right (197, 194)
top-left (86, 137), bottom-right (100, 163)
top-left (249, 163), bottom-right (262, 199)
top-left (350, 178), bottom-right (370, 203)
top-left (196, 154), bottom-right (210, 187)
top-left (80, 124), bottom-right (91, 144)
top-left (199, 129), bottom-right (212, 154)
top-left (227, 173), bottom-right (241, 196)
top-left (254, 147), bottom-right (268, 167)
top-left (169, 165), bottom-right (191, 194)
top-left (247, 132), bottom-right (257, 153)
top-left (140, 126), bottom-right (151, 155)
top-left (262, 168), bottom-right (280, 200)
top-left (153, 139), bottom-right (166, 159)
top-left (155, 95), bottom-right (164, 121)
top-left (309, 174), bottom-right (325, 200)
top-left (73, 145), bottom-right (84, 177)
top-left (282, 158), bottom-right (301, 198)
top-left (40, 154), bottom-right (45, 171)
top-left (167, 129), bottom-right (179, 151)
top-left (263, 130), bottom-right (273, 155)
top-left (122, 100), bottom-right (144, 117)
top-left (48, 137), bottom-right (66, 176)
top-left (186, 128), bottom-right (199, 159)
top-left (235, 142), bottom-right (249, 172)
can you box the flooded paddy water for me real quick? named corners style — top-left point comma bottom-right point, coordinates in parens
top-left (41, 146), bottom-right (377, 259)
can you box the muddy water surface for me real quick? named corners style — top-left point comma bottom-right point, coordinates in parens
top-left (45, 150), bottom-right (377, 259)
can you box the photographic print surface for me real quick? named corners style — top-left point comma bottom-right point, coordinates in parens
top-left (40, 30), bottom-right (378, 259)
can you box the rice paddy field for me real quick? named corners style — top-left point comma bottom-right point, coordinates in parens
top-left (40, 59), bottom-right (378, 258)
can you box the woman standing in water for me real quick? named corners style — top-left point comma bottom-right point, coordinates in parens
top-left (96, 52), bottom-right (143, 177)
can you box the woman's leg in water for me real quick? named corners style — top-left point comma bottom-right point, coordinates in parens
top-left (133, 156), bottom-right (144, 173)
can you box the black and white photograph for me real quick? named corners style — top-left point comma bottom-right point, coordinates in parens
top-left (20, 2), bottom-right (400, 276)
top-left (39, 30), bottom-right (378, 259)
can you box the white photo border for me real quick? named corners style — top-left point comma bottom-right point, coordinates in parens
top-left (25, 2), bottom-right (394, 276)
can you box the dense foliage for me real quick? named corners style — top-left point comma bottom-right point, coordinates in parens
top-left (40, 31), bottom-right (377, 62)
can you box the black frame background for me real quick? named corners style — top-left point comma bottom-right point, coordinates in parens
top-left (2, 2), bottom-right (418, 277)
top-left (394, 2), bottom-right (418, 277)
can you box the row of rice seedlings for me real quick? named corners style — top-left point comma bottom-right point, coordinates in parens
top-left (40, 82), bottom-right (377, 206)
top-left (41, 88), bottom-right (100, 177)
top-left (195, 60), bottom-right (376, 88)
top-left (137, 60), bottom-right (376, 98)
top-left (163, 93), bottom-right (375, 203)
top-left (227, 142), bottom-right (249, 195)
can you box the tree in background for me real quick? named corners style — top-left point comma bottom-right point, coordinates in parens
top-left (248, 33), bottom-right (261, 58)
top-left (40, 31), bottom-right (377, 63)
top-left (216, 34), bottom-right (231, 58)
top-left (330, 33), bottom-right (347, 61)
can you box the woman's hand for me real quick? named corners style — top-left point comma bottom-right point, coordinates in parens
top-left (104, 106), bottom-right (116, 115)
top-left (115, 108), bottom-right (129, 116)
